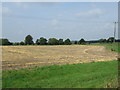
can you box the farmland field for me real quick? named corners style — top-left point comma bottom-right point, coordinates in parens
top-left (2, 45), bottom-right (117, 70)
top-left (2, 45), bottom-right (119, 88)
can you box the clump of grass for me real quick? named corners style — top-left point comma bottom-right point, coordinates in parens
top-left (3, 61), bottom-right (118, 88)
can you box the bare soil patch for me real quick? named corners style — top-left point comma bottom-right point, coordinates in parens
top-left (2, 45), bottom-right (117, 70)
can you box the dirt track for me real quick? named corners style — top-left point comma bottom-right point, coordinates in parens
top-left (2, 45), bottom-right (118, 70)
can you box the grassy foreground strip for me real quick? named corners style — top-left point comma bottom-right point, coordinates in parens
top-left (3, 61), bottom-right (118, 88)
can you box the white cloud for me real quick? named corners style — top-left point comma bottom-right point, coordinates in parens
top-left (76, 8), bottom-right (103, 18)
top-left (15, 2), bottom-right (29, 9)
top-left (51, 19), bottom-right (59, 26)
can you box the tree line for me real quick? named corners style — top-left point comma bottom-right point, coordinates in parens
top-left (0, 35), bottom-right (117, 45)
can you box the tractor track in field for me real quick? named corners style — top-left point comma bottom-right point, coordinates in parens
top-left (1, 45), bottom-right (118, 70)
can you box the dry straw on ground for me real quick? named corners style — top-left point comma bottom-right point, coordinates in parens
top-left (2, 45), bottom-right (117, 70)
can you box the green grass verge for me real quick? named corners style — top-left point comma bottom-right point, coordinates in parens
top-left (3, 61), bottom-right (118, 88)
top-left (90, 43), bottom-right (120, 53)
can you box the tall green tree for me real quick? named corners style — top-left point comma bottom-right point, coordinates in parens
top-left (107, 37), bottom-right (115, 43)
top-left (25, 35), bottom-right (34, 45)
top-left (20, 41), bottom-right (25, 45)
top-left (0, 38), bottom-right (11, 45)
top-left (64, 39), bottom-right (72, 45)
top-left (36, 39), bottom-right (40, 45)
top-left (58, 39), bottom-right (64, 45)
top-left (78, 38), bottom-right (86, 44)
top-left (99, 39), bottom-right (107, 43)
top-left (48, 38), bottom-right (59, 45)
top-left (39, 37), bottom-right (47, 45)
top-left (36, 37), bottom-right (47, 45)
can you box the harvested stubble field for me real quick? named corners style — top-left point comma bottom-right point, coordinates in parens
top-left (2, 45), bottom-right (117, 70)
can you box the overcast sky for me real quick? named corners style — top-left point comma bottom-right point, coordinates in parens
top-left (1, 2), bottom-right (118, 42)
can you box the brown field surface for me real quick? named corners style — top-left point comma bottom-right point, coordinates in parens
top-left (2, 45), bottom-right (117, 70)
